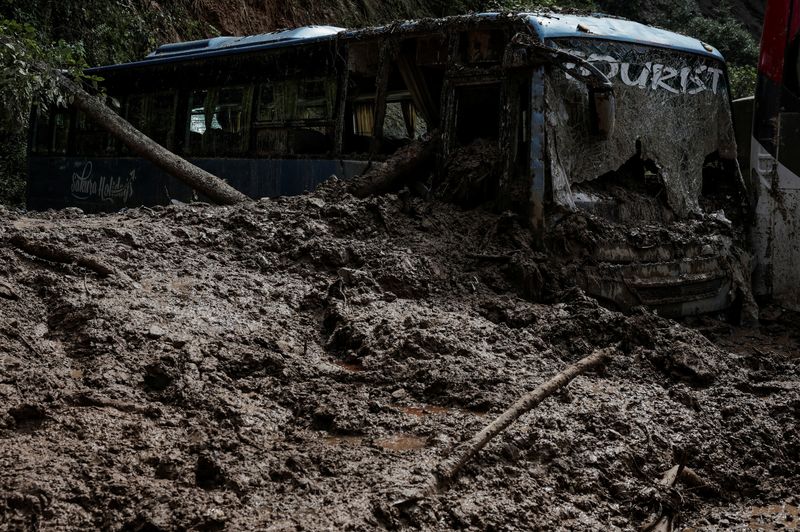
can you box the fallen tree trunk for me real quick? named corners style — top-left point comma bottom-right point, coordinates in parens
top-left (424, 346), bottom-right (616, 495)
top-left (349, 136), bottom-right (440, 199)
top-left (57, 73), bottom-right (249, 206)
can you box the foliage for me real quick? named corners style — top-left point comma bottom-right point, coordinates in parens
top-left (0, 18), bottom-right (91, 128)
top-left (683, 11), bottom-right (759, 68)
top-left (728, 64), bottom-right (757, 99)
top-left (0, 0), bottom-right (215, 66)
top-left (0, 17), bottom-right (95, 206)
top-left (0, 131), bottom-right (25, 205)
top-left (484, 0), bottom-right (595, 11)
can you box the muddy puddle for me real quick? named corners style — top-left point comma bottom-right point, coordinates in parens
top-left (333, 359), bottom-right (366, 372)
top-left (748, 503), bottom-right (799, 530)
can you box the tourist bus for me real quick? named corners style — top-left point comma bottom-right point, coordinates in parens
top-left (740, 0), bottom-right (800, 309)
top-left (27, 13), bottom-right (745, 317)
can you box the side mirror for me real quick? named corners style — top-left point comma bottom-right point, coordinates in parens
top-left (590, 87), bottom-right (615, 139)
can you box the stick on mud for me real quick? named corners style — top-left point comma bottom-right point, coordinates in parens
top-left (9, 234), bottom-right (117, 277)
top-left (428, 346), bottom-right (616, 494)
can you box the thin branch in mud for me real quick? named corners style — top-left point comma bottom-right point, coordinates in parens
top-left (418, 346), bottom-right (617, 498)
top-left (466, 253), bottom-right (513, 263)
top-left (9, 234), bottom-right (117, 277)
top-left (8, 329), bottom-right (38, 356)
top-left (66, 392), bottom-right (161, 417)
top-left (642, 455), bottom-right (690, 532)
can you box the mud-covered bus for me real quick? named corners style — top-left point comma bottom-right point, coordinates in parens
top-left (737, 0), bottom-right (800, 310)
top-left (28, 13), bottom-right (746, 317)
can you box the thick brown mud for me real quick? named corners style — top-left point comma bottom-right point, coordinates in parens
top-left (0, 183), bottom-right (797, 530)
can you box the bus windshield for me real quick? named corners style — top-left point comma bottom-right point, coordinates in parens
top-left (545, 38), bottom-right (738, 218)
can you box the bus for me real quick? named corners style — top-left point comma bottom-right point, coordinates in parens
top-left (741, 0), bottom-right (800, 310)
top-left (28, 13), bottom-right (745, 317)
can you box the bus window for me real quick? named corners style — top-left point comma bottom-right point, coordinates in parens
top-left (148, 92), bottom-right (177, 149)
top-left (352, 101), bottom-right (375, 136)
top-left (53, 111), bottom-right (70, 155)
top-left (122, 92), bottom-right (176, 153)
top-left (32, 108), bottom-right (70, 155)
top-left (459, 30), bottom-right (505, 64)
top-left (344, 41), bottom-right (381, 154)
top-left (32, 112), bottom-right (52, 154)
top-left (253, 77), bottom-right (334, 156)
top-left (187, 89), bottom-right (209, 154)
top-left (74, 111), bottom-right (115, 156)
top-left (126, 95), bottom-right (147, 132)
top-left (257, 83), bottom-right (277, 122)
top-left (204, 87), bottom-right (249, 156)
top-left (296, 78), bottom-right (333, 120)
top-left (186, 87), bottom-right (252, 157)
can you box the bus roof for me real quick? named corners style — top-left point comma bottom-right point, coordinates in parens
top-left (145, 25), bottom-right (345, 59)
top-left (525, 13), bottom-right (723, 60)
top-left (87, 12), bottom-right (723, 74)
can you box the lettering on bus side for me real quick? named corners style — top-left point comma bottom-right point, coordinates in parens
top-left (562, 51), bottom-right (725, 96)
top-left (71, 162), bottom-right (137, 204)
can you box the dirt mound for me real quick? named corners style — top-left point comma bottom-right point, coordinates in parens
top-left (0, 184), bottom-right (798, 530)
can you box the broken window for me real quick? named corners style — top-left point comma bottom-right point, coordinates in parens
top-left (454, 83), bottom-right (501, 146)
top-left (351, 101), bottom-right (375, 137)
top-left (382, 100), bottom-right (428, 141)
top-left (187, 89), bottom-right (209, 154)
top-left (343, 41), bottom-right (381, 154)
top-left (343, 37), bottom-right (439, 156)
top-left (297, 78), bottom-right (332, 120)
top-left (544, 39), bottom-right (737, 217)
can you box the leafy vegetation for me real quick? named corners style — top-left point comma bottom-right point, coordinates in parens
top-left (0, 17), bottom-right (93, 205)
top-left (0, 19), bottom-right (90, 127)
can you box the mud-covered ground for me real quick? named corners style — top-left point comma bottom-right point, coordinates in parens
top-left (1, 182), bottom-right (798, 531)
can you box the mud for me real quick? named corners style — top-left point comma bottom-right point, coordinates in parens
top-left (0, 183), bottom-right (798, 530)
